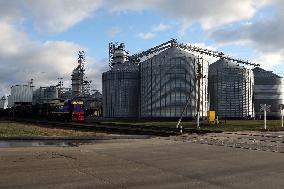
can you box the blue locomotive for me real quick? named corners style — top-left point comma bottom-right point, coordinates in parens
top-left (51, 98), bottom-right (84, 121)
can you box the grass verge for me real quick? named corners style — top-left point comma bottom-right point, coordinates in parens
top-left (0, 121), bottom-right (98, 137)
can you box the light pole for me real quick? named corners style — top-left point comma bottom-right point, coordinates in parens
top-left (260, 104), bottom-right (271, 130)
top-left (280, 104), bottom-right (284, 128)
top-left (281, 110), bottom-right (283, 128)
top-left (264, 104), bottom-right (267, 130)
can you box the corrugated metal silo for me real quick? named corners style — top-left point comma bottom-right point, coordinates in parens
top-left (10, 85), bottom-right (33, 107)
top-left (7, 95), bottom-right (12, 108)
top-left (102, 44), bottom-right (139, 118)
top-left (139, 47), bottom-right (209, 119)
top-left (45, 86), bottom-right (59, 99)
top-left (253, 67), bottom-right (284, 118)
top-left (209, 59), bottom-right (254, 119)
top-left (0, 96), bottom-right (6, 109)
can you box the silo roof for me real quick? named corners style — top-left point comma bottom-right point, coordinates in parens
top-left (253, 67), bottom-right (282, 78)
top-left (141, 46), bottom-right (197, 63)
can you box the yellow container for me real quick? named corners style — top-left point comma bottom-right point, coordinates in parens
top-left (207, 111), bottom-right (216, 124)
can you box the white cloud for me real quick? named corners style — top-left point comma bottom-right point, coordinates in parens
top-left (107, 26), bottom-right (121, 37)
top-left (85, 58), bottom-right (109, 91)
top-left (188, 43), bottom-right (219, 64)
top-left (106, 0), bottom-right (272, 32)
top-left (0, 21), bottom-right (84, 97)
top-left (210, 0), bottom-right (284, 69)
top-left (0, 0), bottom-right (103, 33)
top-left (253, 51), bottom-right (284, 71)
top-left (0, 0), bottom-right (273, 34)
top-left (137, 32), bottom-right (156, 40)
top-left (152, 23), bottom-right (171, 32)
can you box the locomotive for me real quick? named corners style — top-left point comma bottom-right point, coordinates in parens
top-left (2, 98), bottom-right (85, 122)
top-left (50, 98), bottom-right (85, 121)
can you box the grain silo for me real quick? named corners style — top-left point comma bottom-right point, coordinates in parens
top-left (102, 43), bottom-right (139, 118)
top-left (0, 96), bottom-right (6, 109)
top-left (139, 47), bottom-right (209, 119)
top-left (209, 59), bottom-right (254, 119)
top-left (253, 67), bottom-right (284, 119)
top-left (9, 85), bottom-right (33, 107)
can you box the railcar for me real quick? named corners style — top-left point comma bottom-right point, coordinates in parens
top-left (51, 98), bottom-right (84, 121)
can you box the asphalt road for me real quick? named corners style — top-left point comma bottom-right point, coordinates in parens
top-left (0, 138), bottom-right (284, 189)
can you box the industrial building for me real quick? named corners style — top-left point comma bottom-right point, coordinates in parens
top-left (209, 59), bottom-right (254, 119)
top-left (3, 51), bottom-right (102, 117)
top-left (102, 39), bottom-right (284, 120)
top-left (140, 47), bottom-right (208, 118)
top-left (2, 39), bottom-right (284, 121)
top-left (71, 51), bottom-right (92, 98)
top-left (0, 96), bottom-right (6, 109)
top-left (253, 67), bottom-right (284, 119)
top-left (102, 43), bottom-right (139, 118)
top-left (7, 84), bottom-right (34, 108)
top-left (102, 40), bottom-right (209, 119)
top-left (32, 86), bottom-right (59, 105)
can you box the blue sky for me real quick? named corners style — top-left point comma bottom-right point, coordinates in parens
top-left (0, 0), bottom-right (283, 97)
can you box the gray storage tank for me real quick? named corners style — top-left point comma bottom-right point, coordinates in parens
top-left (102, 43), bottom-right (139, 118)
top-left (45, 86), bottom-right (59, 99)
top-left (139, 47), bottom-right (209, 119)
top-left (253, 67), bottom-right (284, 118)
top-left (209, 59), bottom-right (254, 119)
top-left (9, 85), bottom-right (33, 107)
top-left (0, 96), bottom-right (6, 109)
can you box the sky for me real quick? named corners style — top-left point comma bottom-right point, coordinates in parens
top-left (0, 0), bottom-right (284, 98)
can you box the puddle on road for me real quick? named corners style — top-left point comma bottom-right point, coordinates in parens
top-left (0, 140), bottom-right (96, 148)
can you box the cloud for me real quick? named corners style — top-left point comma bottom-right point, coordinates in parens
top-left (0, 21), bottom-right (85, 97)
top-left (0, 0), bottom-right (103, 33)
top-left (189, 43), bottom-right (219, 64)
top-left (210, 0), bottom-right (284, 68)
top-left (107, 26), bottom-right (121, 37)
top-left (107, 0), bottom-right (271, 32)
top-left (0, 1), bottom-right (25, 22)
top-left (137, 32), bottom-right (156, 40)
top-left (253, 51), bottom-right (284, 71)
top-left (85, 58), bottom-right (109, 91)
top-left (0, 0), bottom-right (272, 34)
top-left (137, 23), bottom-right (171, 40)
top-left (152, 23), bottom-right (171, 32)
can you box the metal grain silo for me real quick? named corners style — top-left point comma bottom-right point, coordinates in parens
top-left (0, 96), bottom-right (6, 109)
top-left (102, 43), bottom-right (139, 118)
top-left (10, 85), bottom-right (33, 107)
top-left (139, 47), bottom-right (208, 119)
top-left (253, 67), bottom-right (284, 119)
top-left (45, 86), bottom-right (59, 99)
top-left (209, 59), bottom-right (254, 119)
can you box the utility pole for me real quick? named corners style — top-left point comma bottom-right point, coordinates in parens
top-left (264, 104), bottom-right (267, 130)
top-left (196, 60), bottom-right (201, 129)
top-left (176, 95), bottom-right (192, 130)
top-left (196, 57), bottom-right (206, 129)
top-left (260, 104), bottom-right (271, 130)
top-left (280, 104), bottom-right (284, 128)
top-left (281, 110), bottom-right (283, 128)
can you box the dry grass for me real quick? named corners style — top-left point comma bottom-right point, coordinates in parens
top-left (0, 121), bottom-right (98, 137)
